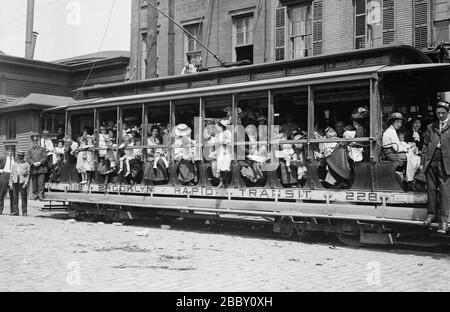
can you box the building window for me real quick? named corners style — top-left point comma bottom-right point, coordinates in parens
top-left (6, 118), bottom-right (16, 140)
top-left (354, 0), bottom-right (367, 49)
top-left (435, 20), bottom-right (450, 44)
top-left (288, 3), bottom-right (312, 59)
top-left (275, 7), bottom-right (287, 61)
top-left (413, 0), bottom-right (429, 49)
top-left (184, 23), bottom-right (203, 65)
top-left (312, 0), bottom-right (323, 55)
top-left (233, 15), bottom-right (254, 63)
top-left (382, 0), bottom-right (395, 44)
top-left (140, 32), bottom-right (147, 80)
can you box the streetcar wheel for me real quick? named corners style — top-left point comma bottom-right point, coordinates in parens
top-left (294, 222), bottom-right (308, 241)
top-left (76, 213), bottom-right (99, 223)
top-left (336, 233), bottom-right (363, 248)
top-left (279, 216), bottom-right (295, 238)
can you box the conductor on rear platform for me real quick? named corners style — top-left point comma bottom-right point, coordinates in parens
top-left (422, 101), bottom-right (450, 233)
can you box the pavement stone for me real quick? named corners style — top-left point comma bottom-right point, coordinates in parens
top-left (0, 200), bottom-right (449, 291)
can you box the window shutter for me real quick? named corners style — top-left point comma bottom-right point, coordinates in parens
top-left (413, 0), bottom-right (428, 49)
top-left (312, 0), bottom-right (323, 55)
top-left (355, 0), bottom-right (366, 49)
top-left (382, 0), bottom-right (395, 44)
top-left (275, 7), bottom-right (287, 61)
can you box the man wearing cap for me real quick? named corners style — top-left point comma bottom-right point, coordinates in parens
top-left (27, 135), bottom-right (48, 201)
top-left (421, 101), bottom-right (450, 233)
top-left (9, 151), bottom-right (30, 216)
top-left (0, 147), bottom-right (15, 215)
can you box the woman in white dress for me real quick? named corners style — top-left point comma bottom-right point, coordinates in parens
top-left (216, 120), bottom-right (233, 187)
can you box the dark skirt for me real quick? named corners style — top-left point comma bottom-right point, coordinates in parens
top-left (58, 159), bottom-right (80, 183)
top-left (143, 159), bottom-right (169, 182)
top-left (177, 159), bottom-right (196, 183)
top-left (279, 159), bottom-right (297, 185)
top-left (129, 159), bottom-right (143, 179)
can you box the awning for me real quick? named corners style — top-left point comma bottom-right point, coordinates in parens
top-left (67, 65), bottom-right (384, 111)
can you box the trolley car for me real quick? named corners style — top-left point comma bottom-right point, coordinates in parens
top-left (43, 45), bottom-right (450, 247)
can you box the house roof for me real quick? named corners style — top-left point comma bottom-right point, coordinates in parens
top-left (0, 93), bottom-right (74, 113)
top-left (54, 51), bottom-right (130, 66)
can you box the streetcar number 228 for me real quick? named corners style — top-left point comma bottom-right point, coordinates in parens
top-left (345, 192), bottom-right (379, 203)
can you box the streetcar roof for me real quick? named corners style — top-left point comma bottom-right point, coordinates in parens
top-left (65, 62), bottom-right (450, 111)
top-left (66, 65), bottom-right (384, 111)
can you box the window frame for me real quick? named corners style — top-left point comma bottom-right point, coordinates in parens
top-left (288, 2), bottom-right (313, 59)
top-left (232, 14), bottom-right (254, 62)
top-left (6, 117), bottom-right (16, 140)
top-left (184, 22), bottom-right (203, 64)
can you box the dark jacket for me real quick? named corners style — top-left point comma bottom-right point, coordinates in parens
top-left (0, 157), bottom-right (5, 170)
top-left (421, 122), bottom-right (450, 174)
top-left (405, 127), bottom-right (424, 150)
top-left (27, 146), bottom-right (48, 174)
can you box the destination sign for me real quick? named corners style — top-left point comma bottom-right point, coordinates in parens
top-left (45, 183), bottom-right (427, 205)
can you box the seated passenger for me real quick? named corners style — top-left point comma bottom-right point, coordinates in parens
top-left (98, 126), bottom-right (109, 157)
top-left (281, 113), bottom-right (299, 139)
top-left (143, 134), bottom-right (169, 185)
top-left (351, 107), bottom-right (370, 161)
top-left (275, 131), bottom-right (298, 187)
top-left (173, 124), bottom-right (196, 185)
top-left (399, 131), bottom-right (421, 189)
top-left (118, 135), bottom-right (134, 177)
top-left (343, 125), bottom-right (363, 163)
top-left (97, 138), bottom-right (118, 186)
top-left (382, 113), bottom-right (408, 161)
top-left (405, 114), bottom-right (423, 150)
top-left (334, 120), bottom-right (346, 138)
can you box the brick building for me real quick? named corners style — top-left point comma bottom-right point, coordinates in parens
top-left (130, 0), bottom-right (450, 79)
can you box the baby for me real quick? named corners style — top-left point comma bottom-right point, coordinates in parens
top-left (118, 135), bottom-right (134, 177)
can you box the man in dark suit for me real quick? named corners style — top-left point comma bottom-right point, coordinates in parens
top-left (0, 147), bottom-right (14, 215)
top-left (27, 135), bottom-right (48, 201)
top-left (421, 101), bottom-right (450, 233)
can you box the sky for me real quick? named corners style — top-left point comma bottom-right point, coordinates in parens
top-left (0, 0), bottom-right (131, 61)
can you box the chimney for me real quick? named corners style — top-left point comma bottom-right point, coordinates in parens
top-left (25, 0), bottom-right (35, 59)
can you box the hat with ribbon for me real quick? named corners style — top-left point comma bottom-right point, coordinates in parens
top-left (17, 150), bottom-right (26, 156)
top-left (387, 112), bottom-right (405, 123)
top-left (174, 123), bottom-right (192, 137)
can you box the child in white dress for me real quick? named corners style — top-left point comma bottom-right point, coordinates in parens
top-left (76, 137), bottom-right (88, 184)
top-left (118, 135), bottom-right (134, 177)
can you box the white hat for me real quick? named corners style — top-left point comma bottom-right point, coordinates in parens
top-left (174, 124), bottom-right (192, 137)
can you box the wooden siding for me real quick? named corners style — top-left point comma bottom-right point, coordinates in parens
top-left (0, 111), bottom-right (34, 158)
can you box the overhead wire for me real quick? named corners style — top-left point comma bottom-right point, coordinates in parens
top-left (73, 0), bottom-right (117, 99)
top-left (0, 0), bottom-right (68, 38)
top-left (0, 0), bottom-right (63, 28)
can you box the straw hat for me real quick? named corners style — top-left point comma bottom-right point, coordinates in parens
top-left (17, 150), bottom-right (26, 156)
top-left (174, 124), bottom-right (192, 137)
top-left (387, 112), bottom-right (404, 123)
top-left (351, 107), bottom-right (369, 120)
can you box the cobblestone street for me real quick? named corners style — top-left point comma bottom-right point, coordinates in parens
top-left (0, 201), bottom-right (449, 292)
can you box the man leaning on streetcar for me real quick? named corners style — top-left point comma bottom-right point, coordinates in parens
top-left (27, 135), bottom-right (48, 201)
top-left (421, 100), bottom-right (450, 233)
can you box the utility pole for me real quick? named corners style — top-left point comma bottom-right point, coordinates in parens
top-left (167, 0), bottom-right (175, 76)
top-left (25, 0), bottom-right (38, 59)
top-left (146, 0), bottom-right (158, 78)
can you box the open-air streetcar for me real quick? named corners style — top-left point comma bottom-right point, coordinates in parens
top-left (43, 45), bottom-right (450, 247)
